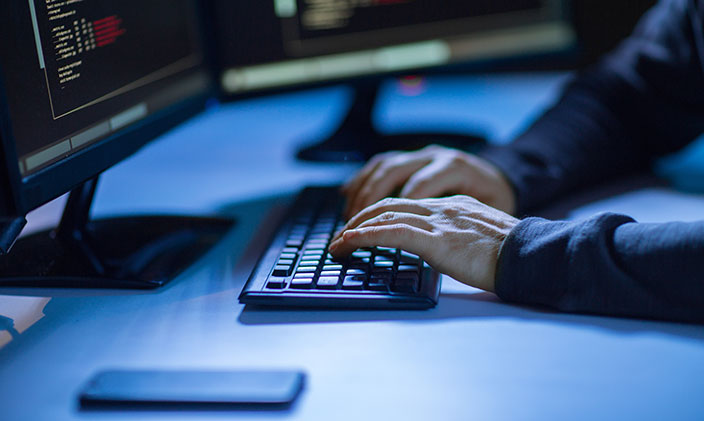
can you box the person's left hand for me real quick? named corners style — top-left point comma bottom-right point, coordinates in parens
top-left (329, 196), bottom-right (519, 292)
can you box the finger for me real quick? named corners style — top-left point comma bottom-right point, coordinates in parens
top-left (342, 154), bottom-right (390, 217)
top-left (400, 158), bottom-right (465, 199)
top-left (342, 153), bottom-right (387, 195)
top-left (342, 160), bottom-right (383, 205)
top-left (354, 211), bottom-right (434, 232)
top-left (334, 198), bottom-right (432, 242)
top-left (329, 224), bottom-right (428, 258)
top-left (346, 154), bottom-right (431, 219)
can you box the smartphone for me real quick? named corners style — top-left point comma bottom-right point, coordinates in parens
top-left (78, 369), bottom-right (305, 409)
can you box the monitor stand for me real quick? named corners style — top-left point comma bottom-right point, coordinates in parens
top-left (296, 81), bottom-right (488, 162)
top-left (0, 177), bottom-right (234, 289)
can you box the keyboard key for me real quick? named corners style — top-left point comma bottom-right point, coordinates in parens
top-left (320, 270), bottom-right (341, 277)
top-left (375, 246), bottom-right (396, 253)
top-left (296, 266), bottom-right (316, 273)
top-left (392, 273), bottom-right (419, 293)
top-left (367, 282), bottom-right (389, 291)
top-left (323, 264), bottom-right (343, 271)
top-left (345, 268), bottom-right (365, 276)
top-left (291, 278), bottom-right (314, 289)
top-left (399, 250), bottom-right (420, 263)
top-left (299, 260), bottom-right (320, 267)
top-left (267, 279), bottom-right (287, 289)
top-left (317, 277), bottom-right (339, 289)
top-left (280, 252), bottom-right (297, 260)
top-left (302, 253), bottom-right (324, 260)
top-left (304, 246), bottom-right (326, 252)
top-left (370, 272), bottom-right (392, 282)
top-left (308, 233), bottom-right (330, 240)
top-left (397, 265), bottom-right (418, 273)
top-left (285, 239), bottom-right (303, 248)
top-left (342, 275), bottom-right (365, 290)
top-left (273, 265), bottom-right (292, 277)
top-left (293, 272), bottom-right (315, 279)
top-left (277, 259), bottom-right (294, 266)
top-left (351, 250), bottom-right (372, 259)
top-left (282, 247), bottom-right (299, 254)
top-left (373, 261), bottom-right (394, 268)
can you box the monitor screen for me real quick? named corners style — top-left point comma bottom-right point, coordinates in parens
top-left (0, 0), bottom-right (211, 198)
top-left (213, 0), bottom-right (575, 94)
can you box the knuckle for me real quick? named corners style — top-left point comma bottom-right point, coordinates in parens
top-left (371, 152), bottom-right (392, 164)
top-left (368, 168), bottom-right (389, 184)
top-left (441, 205), bottom-right (461, 219)
top-left (447, 151), bottom-right (465, 165)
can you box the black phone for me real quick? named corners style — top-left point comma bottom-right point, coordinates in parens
top-left (78, 369), bottom-right (305, 409)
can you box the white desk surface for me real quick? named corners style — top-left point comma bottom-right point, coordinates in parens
top-left (1, 74), bottom-right (703, 421)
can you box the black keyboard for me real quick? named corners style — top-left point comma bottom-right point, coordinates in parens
top-left (239, 186), bottom-right (441, 309)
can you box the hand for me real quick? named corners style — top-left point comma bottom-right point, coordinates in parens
top-left (329, 196), bottom-right (519, 292)
top-left (342, 145), bottom-right (516, 220)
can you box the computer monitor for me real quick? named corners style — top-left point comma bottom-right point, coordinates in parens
top-left (0, 0), bottom-right (232, 288)
top-left (208, 0), bottom-right (576, 161)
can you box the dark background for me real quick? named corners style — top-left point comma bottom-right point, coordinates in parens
top-left (571, 0), bottom-right (658, 67)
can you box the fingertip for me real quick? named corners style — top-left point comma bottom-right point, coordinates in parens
top-left (329, 236), bottom-right (353, 258)
top-left (328, 240), bottom-right (339, 253)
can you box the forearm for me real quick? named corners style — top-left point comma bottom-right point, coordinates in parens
top-left (495, 214), bottom-right (704, 323)
top-left (481, 0), bottom-right (704, 215)
top-left (480, 71), bottom-right (654, 214)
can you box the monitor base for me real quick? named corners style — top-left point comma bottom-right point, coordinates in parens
top-left (296, 81), bottom-right (487, 162)
top-left (0, 178), bottom-right (234, 289)
top-left (0, 216), bottom-right (233, 289)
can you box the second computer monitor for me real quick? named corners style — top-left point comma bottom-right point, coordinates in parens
top-left (212, 0), bottom-right (575, 95)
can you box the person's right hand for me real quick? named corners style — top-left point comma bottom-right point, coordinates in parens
top-left (342, 145), bottom-right (516, 220)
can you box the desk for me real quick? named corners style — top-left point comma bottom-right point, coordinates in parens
top-left (1, 74), bottom-right (703, 421)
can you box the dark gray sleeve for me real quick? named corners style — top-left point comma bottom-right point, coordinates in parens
top-left (495, 214), bottom-right (704, 323)
top-left (481, 0), bottom-right (704, 215)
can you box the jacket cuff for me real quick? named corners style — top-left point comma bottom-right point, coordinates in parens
top-left (494, 217), bottom-right (572, 307)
